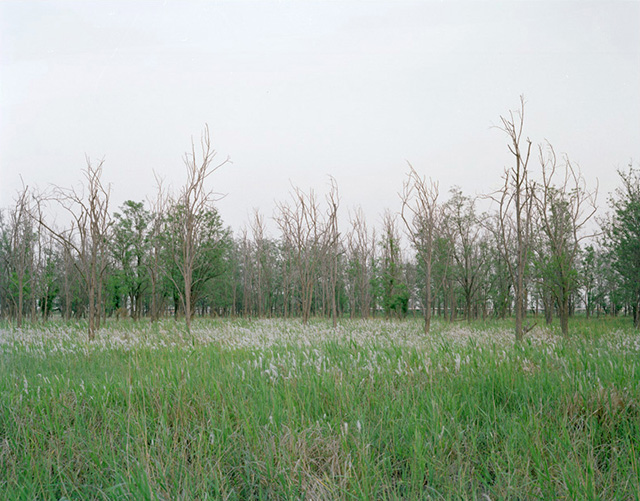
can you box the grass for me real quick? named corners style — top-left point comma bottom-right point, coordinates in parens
top-left (1, 317), bottom-right (639, 499)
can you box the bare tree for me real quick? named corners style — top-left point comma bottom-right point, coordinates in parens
top-left (7, 184), bottom-right (34, 328)
top-left (165, 125), bottom-right (230, 336)
top-left (146, 176), bottom-right (169, 322)
top-left (325, 177), bottom-right (340, 327)
top-left (274, 184), bottom-right (329, 324)
top-left (249, 209), bottom-right (271, 317)
top-left (35, 231), bottom-right (58, 321)
top-left (400, 163), bottom-right (441, 333)
top-left (239, 226), bottom-right (254, 316)
top-left (279, 235), bottom-right (294, 318)
top-left (36, 157), bottom-right (112, 339)
top-left (494, 96), bottom-right (535, 342)
top-left (346, 207), bottom-right (375, 318)
top-left (535, 142), bottom-right (598, 336)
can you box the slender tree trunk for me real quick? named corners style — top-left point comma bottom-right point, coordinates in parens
top-left (515, 271), bottom-right (524, 342)
top-left (88, 273), bottom-right (95, 340)
top-left (560, 296), bottom-right (569, 337)
top-left (185, 273), bottom-right (192, 335)
top-left (64, 271), bottom-right (71, 321)
top-left (543, 290), bottom-right (553, 325)
top-left (17, 272), bottom-right (23, 328)
top-left (331, 255), bottom-right (338, 329)
top-left (424, 271), bottom-right (432, 335)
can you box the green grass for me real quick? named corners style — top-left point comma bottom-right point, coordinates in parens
top-left (1, 317), bottom-right (639, 499)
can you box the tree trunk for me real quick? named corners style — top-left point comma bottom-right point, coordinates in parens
top-left (88, 275), bottom-right (95, 340)
top-left (185, 275), bottom-right (192, 335)
top-left (331, 255), bottom-right (338, 329)
top-left (543, 291), bottom-right (553, 325)
top-left (424, 278), bottom-right (432, 335)
top-left (515, 266), bottom-right (524, 342)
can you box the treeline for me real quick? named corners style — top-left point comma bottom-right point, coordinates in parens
top-left (1, 101), bottom-right (639, 339)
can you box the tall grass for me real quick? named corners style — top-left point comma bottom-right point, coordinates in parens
top-left (1, 317), bottom-right (638, 499)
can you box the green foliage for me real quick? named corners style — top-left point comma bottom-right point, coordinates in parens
top-left (605, 165), bottom-right (640, 326)
top-left (383, 281), bottom-right (410, 316)
top-left (37, 248), bottom-right (60, 319)
top-left (161, 203), bottom-right (232, 315)
top-left (110, 201), bottom-right (152, 318)
top-left (379, 216), bottom-right (409, 318)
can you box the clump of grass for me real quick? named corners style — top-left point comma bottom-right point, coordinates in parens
top-left (1, 317), bottom-right (639, 499)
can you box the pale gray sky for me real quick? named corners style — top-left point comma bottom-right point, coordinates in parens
top-left (1, 1), bottom-right (638, 233)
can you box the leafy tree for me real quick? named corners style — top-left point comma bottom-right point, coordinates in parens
top-left (604, 165), bottom-right (640, 327)
top-left (443, 188), bottom-right (489, 322)
top-left (111, 200), bottom-right (151, 319)
top-left (380, 212), bottom-right (408, 318)
top-left (163, 203), bottom-right (230, 322)
top-left (534, 144), bottom-right (597, 336)
top-left (580, 244), bottom-right (611, 319)
top-left (37, 244), bottom-right (60, 320)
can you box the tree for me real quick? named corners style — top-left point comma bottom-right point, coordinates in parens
top-left (36, 157), bottom-right (112, 339)
top-left (494, 96), bottom-right (535, 342)
top-left (275, 185), bottom-right (327, 325)
top-left (163, 125), bottom-right (230, 335)
top-left (325, 177), bottom-right (340, 328)
top-left (35, 233), bottom-right (59, 321)
top-left (443, 187), bottom-right (489, 322)
top-left (580, 244), bottom-right (608, 319)
top-left (147, 177), bottom-right (169, 322)
top-left (534, 143), bottom-right (597, 335)
top-left (604, 164), bottom-right (640, 328)
top-left (400, 163), bottom-right (441, 333)
top-left (379, 211), bottom-right (409, 319)
top-left (111, 200), bottom-right (151, 320)
top-left (482, 214), bottom-right (513, 320)
top-left (5, 184), bottom-right (35, 327)
top-left (345, 207), bottom-right (375, 318)
top-left (245, 209), bottom-right (279, 317)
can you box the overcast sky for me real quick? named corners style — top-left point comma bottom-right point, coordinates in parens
top-left (1, 0), bottom-right (638, 234)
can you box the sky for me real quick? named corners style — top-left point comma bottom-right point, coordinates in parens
top-left (1, 0), bottom-right (639, 235)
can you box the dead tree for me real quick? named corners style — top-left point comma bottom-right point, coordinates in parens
top-left (494, 96), bottom-right (535, 342)
top-left (239, 226), bottom-right (253, 316)
top-left (36, 157), bottom-right (112, 339)
top-left (535, 142), bottom-right (597, 336)
top-left (275, 185), bottom-right (327, 325)
top-left (7, 184), bottom-right (34, 328)
top-left (400, 163), bottom-right (441, 334)
top-left (250, 209), bottom-right (267, 317)
top-left (346, 207), bottom-right (375, 318)
top-left (325, 177), bottom-right (340, 328)
top-left (146, 175), bottom-right (168, 322)
top-left (166, 125), bottom-right (230, 336)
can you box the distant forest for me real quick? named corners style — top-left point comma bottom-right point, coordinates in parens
top-left (2, 100), bottom-right (639, 340)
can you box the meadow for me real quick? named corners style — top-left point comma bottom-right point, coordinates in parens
top-left (1, 317), bottom-right (639, 500)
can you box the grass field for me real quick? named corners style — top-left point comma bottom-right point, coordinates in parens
top-left (1, 317), bottom-right (639, 499)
